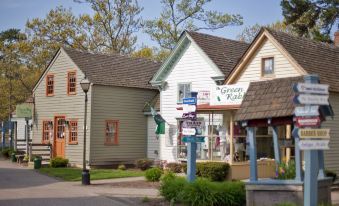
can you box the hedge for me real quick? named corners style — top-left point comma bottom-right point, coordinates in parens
top-left (145, 167), bottom-right (163, 182)
top-left (160, 173), bottom-right (245, 206)
top-left (50, 157), bottom-right (69, 168)
top-left (135, 159), bottom-right (153, 171)
top-left (182, 162), bottom-right (230, 181)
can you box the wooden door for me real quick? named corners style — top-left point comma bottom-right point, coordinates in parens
top-left (54, 116), bottom-right (66, 157)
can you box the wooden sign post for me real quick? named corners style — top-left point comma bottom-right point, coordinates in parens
top-left (293, 74), bottom-right (330, 206)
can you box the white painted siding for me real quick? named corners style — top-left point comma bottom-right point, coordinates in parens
top-left (32, 50), bottom-right (92, 164)
top-left (147, 116), bottom-right (159, 159)
top-left (323, 93), bottom-right (339, 175)
top-left (160, 43), bottom-right (220, 161)
top-left (235, 38), bottom-right (301, 84)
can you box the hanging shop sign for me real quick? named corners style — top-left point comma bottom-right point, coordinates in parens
top-left (182, 120), bottom-right (205, 129)
top-left (298, 140), bottom-right (330, 150)
top-left (294, 105), bottom-right (320, 117)
top-left (182, 128), bottom-right (196, 136)
top-left (210, 83), bottom-right (249, 106)
top-left (293, 128), bottom-right (330, 139)
top-left (197, 91), bottom-right (210, 105)
top-left (293, 83), bottom-right (329, 95)
top-left (293, 94), bottom-right (329, 105)
top-left (295, 116), bottom-right (321, 127)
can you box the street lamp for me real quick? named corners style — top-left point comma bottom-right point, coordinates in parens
top-left (80, 76), bottom-right (91, 185)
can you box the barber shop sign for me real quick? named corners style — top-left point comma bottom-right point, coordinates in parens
top-left (210, 83), bottom-right (249, 105)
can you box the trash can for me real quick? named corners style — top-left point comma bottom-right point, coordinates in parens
top-left (34, 157), bottom-right (42, 169)
top-left (11, 153), bottom-right (17, 162)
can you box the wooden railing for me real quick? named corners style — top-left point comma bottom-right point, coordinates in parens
top-left (28, 143), bottom-right (52, 162)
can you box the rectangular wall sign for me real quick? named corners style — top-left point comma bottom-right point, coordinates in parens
top-left (210, 83), bottom-right (249, 106)
top-left (197, 91), bottom-right (210, 105)
top-left (298, 140), bottom-right (330, 150)
top-left (294, 105), bottom-right (320, 117)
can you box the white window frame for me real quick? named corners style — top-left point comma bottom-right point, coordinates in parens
top-left (177, 82), bottom-right (192, 103)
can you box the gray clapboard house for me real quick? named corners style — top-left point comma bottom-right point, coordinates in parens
top-left (31, 47), bottom-right (160, 166)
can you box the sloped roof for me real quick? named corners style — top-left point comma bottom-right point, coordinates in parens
top-left (266, 28), bottom-right (339, 92)
top-left (143, 93), bottom-right (160, 112)
top-left (187, 31), bottom-right (250, 77)
top-left (63, 48), bottom-right (161, 90)
top-left (234, 76), bottom-right (304, 121)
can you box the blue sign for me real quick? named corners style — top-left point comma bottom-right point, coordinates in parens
top-left (183, 97), bottom-right (197, 105)
top-left (182, 136), bottom-right (205, 143)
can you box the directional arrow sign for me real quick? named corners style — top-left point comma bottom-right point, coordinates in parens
top-left (294, 105), bottom-right (319, 117)
top-left (182, 136), bottom-right (205, 143)
top-left (183, 104), bottom-right (196, 113)
top-left (182, 120), bottom-right (205, 129)
top-left (296, 116), bottom-right (321, 127)
top-left (183, 97), bottom-right (197, 105)
top-left (182, 128), bottom-right (196, 136)
top-left (293, 83), bottom-right (329, 95)
top-left (293, 128), bottom-right (330, 139)
top-left (293, 94), bottom-right (329, 105)
top-left (298, 140), bottom-right (330, 150)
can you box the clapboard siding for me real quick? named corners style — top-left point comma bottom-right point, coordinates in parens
top-left (323, 93), bottom-right (339, 174)
top-left (147, 116), bottom-right (159, 159)
top-left (160, 42), bottom-right (220, 161)
top-left (32, 50), bottom-right (92, 163)
top-left (235, 38), bottom-right (300, 83)
top-left (90, 85), bottom-right (157, 164)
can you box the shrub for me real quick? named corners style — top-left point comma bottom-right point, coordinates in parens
top-left (1, 148), bottom-right (11, 158)
top-left (159, 173), bottom-right (246, 206)
top-left (50, 157), bottom-right (69, 168)
top-left (117, 164), bottom-right (126, 170)
top-left (166, 162), bottom-right (182, 173)
top-left (135, 159), bottom-right (153, 171)
top-left (276, 161), bottom-right (296, 180)
top-left (325, 170), bottom-right (337, 183)
top-left (160, 172), bottom-right (187, 201)
top-left (145, 167), bottom-right (162, 182)
top-left (182, 162), bottom-right (230, 181)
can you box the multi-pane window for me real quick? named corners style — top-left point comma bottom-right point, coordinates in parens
top-left (46, 75), bottom-right (54, 96)
top-left (69, 120), bottom-right (78, 144)
top-left (105, 120), bottom-right (119, 145)
top-left (56, 118), bottom-right (65, 139)
top-left (67, 71), bottom-right (76, 95)
top-left (262, 57), bottom-right (274, 76)
top-left (42, 121), bottom-right (52, 143)
top-left (178, 83), bottom-right (191, 103)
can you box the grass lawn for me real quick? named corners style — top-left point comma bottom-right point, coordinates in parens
top-left (39, 167), bottom-right (145, 181)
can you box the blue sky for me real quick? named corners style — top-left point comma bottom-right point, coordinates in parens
top-left (0, 0), bottom-right (284, 48)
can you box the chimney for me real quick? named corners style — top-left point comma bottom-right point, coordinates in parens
top-left (335, 24), bottom-right (339, 47)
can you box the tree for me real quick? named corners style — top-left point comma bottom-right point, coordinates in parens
top-left (131, 46), bottom-right (170, 62)
top-left (143, 0), bottom-right (243, 50)
top-left (77, 0), bottom-right (143, 54)
top-left (237, 21), bottom-right (298, 43)
top-left (281, 0), bottom-right (339, 42)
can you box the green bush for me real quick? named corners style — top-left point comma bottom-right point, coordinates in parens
top-left (159, 173), bottom-right (246, 206)
top-left (276, 161), bottom-right (296, 180)
top-left (166, 162), bottom-right (182, 173)
top-left (182, 162), bottom-right (229, 181)
top-left (1, 148), bottom-right (14, 158)
top-left (160, 172), bottom-right (187, 201)
top-left (325, 170), bottom-right (337, 183)
top-left (135, 159), bottom-right (153, 171)
top-left (50, 157), bottom-right (69, 168)
top-left (145, 167), bottom-right (162, 182)
top-left (117, 164), bottom-right (126, 170)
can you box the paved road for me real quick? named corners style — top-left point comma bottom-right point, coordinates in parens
top-left (0, 159), bottom-right (158, 206)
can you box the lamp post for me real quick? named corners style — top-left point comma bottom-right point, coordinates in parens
top-left (80, 76), bottom-right (91, 185)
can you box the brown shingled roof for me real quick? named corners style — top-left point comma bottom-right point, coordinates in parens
top-left (187, 31), bottom-right (250, 77)
top-left (234, 76), bottom-right (304, 122)
top-left (63, 47), bottom-right (161, 90)
top-left (266, 28), bottom-right (339, 92)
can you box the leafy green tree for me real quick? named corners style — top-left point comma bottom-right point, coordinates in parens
top-left (281, 0), bottom-right (339, 42)
top-left (131, 46), bottom-right (170, 62)
top-left (237, 21), bottom-right (298, 43)
top-left (143, 0), bottom-right (243, 50)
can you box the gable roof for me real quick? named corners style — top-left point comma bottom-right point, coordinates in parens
top-left (227, 28), bottom-right (339, 92)
top-left (234, 76), bottom-right (303, 122)
top-left (150, 31), bottom-right (249, 84)
top-left (187, 31), bottom-right (249, 78)
top-left (63, 48), bottom-right (161, 90)
top-left (265, 28), bottom-right (339, 92)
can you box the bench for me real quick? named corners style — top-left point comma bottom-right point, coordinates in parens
top-left (15, 154), bottom-right (25, 164)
